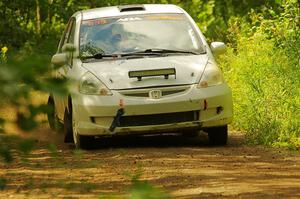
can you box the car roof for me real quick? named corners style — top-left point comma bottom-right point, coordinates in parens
top-left (78, 4), bottom-right (184, 20)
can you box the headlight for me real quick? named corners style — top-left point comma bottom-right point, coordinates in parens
top-left (79, 72), bottom-right (112, 95)
top-left (197, 62), bottom-right (224, 88)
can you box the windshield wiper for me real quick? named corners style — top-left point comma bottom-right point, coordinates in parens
top-left (120, 48), bottom-right (202, 56)
top-left (81, 53), bottom-right (118, 61)
top-left (146, 48), bottom-right (200, 55)
top-left (81, 48), bottom-right (204, 62)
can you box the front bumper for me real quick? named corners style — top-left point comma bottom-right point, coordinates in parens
top-left (72, 84), bottom-right (233, 136)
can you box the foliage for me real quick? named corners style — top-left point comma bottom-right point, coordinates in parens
top-left (18, 139), bottom-right (36, 156)
top-left (0, 0), bottom-right (299, 194)
top-left (0, 145), bottom-right (13, 163)
top-left (129, 180), bottom-right (169, 199)
top-left (0, 177), bottom-right (7, 190)
top-left (125, 166), bottom-right (170, 199)
top-left (221, 0), bottom-right (300, 148)
top-left (0, 0), bottom-right (282, 49)
top-left (0, 42), bottom-right (68, 163)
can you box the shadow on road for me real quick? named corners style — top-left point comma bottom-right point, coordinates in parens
top-left (1, 126), bottom-right (300, 199)
top-left (67, 131), bottom-right (245, 150)
top-left (3, 124), bottom-right (245, 150)
top-left (84, 133), bottom-right (211, 149)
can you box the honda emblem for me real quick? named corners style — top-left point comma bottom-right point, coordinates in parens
top-left (149, 90), bottom-right (162, 99)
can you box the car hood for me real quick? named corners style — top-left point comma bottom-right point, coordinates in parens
top-left (82, 55), bottom-right (208, 90)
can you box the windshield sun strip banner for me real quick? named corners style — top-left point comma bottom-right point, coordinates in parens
top-left (81, 14), bottom-right (185, 27)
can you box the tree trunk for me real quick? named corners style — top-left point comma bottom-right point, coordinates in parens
top-left (35, 0), bottom-right (41, 36)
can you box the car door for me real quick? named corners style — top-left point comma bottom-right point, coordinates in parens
top-left (54, 18), bottom-right (76, 121)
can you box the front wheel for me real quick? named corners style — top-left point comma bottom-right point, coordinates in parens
top-left (73, 132), bottom-right (95, 150)
top-left (206, 125), bottom-right (228, 146)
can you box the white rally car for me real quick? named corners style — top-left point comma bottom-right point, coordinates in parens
top-left (48, 4), bottom-right (233, 149)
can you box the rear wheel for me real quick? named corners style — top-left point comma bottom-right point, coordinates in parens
top-left (63, 109), bottom-right (74, 143)
top-left (47, 96), bottom-right (63, 131)
top-left (206, 125), bottom-right (228, 146)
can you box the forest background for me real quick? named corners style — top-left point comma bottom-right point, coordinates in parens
top-left (0, 0), bottom-right (299, 154)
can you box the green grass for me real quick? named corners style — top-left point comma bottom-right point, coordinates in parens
top-left (220, 33), bottom-right (300, 149)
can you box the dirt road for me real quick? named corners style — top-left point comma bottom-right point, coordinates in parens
top-left (1, 127), bottom-right (300, 198)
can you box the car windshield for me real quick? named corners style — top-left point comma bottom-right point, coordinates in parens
top-left (79, 14), bottom-right (205, 57)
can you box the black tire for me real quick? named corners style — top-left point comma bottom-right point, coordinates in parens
top-left (47, 96), bottom-right (63, 131)
top-left (64, 102), bottom-right (94, 149)
top-left (63, 109), bottom-right (74, 143)
top-left (74, 133), bottom-right (95, 150)
top-left (206, 125), bottom-right (228, 146)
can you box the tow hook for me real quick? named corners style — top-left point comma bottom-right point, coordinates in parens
top-left (109, 108), bottom-right (125, 133)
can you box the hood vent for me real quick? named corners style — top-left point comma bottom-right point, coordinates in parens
top-left (118, 5), bottom-right (145, 12)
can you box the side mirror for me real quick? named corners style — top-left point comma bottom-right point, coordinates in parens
top-left (51, 53), bottom-right (68, 66)
top-left (62, 43), bottom-right (76, 53)
top-left (210, 42), bottom-right (226, 55)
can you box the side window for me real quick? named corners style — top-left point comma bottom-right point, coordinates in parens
top-left (58, 18), bottom-right (75, 53)
top-left (66, 19), bottom-right (76, 66)
top-left (68, 20), bottom-right (76, 44)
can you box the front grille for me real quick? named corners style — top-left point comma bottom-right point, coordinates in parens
top-left (122, 89), bottom-right (187, 98)
top-left (119, 86), bottom-right (190, 98)
top-left (119, 111), bottom-right (199, 127)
